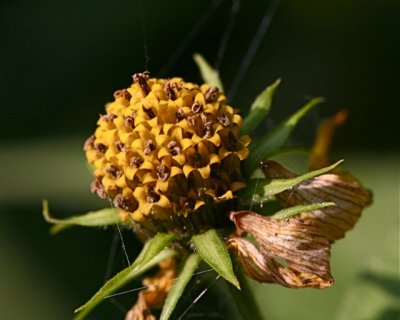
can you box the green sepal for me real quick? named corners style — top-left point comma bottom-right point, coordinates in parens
top-left (160, 253), bottom-right (201, 320)
top-left (240, 79), bottom-right (281, 135)
top-left (193, 53), bottom-right (224, 91)
top-left (244, 97), bottom-right (324, 177)
top-left (74, 233), bottom-right (176, 320)
top-left (192, 229), bottom-right (240, 289)
top-left (271, 202), bottom-right (336, 220)
top-left (42, 200), bottom-right (123, 235)
top-left (239, 159), bottom-right (343, 207)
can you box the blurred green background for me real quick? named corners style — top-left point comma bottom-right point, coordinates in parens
top-left (0, 0), bottom-right (398, 319)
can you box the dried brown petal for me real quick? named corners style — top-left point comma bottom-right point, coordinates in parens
top-left (217, 113), bottom-right (231, 127)
top-left (84, 135), bottom-right (95, 150)
top-left (175, 108), bottom-right (186, 122)
top-left (167, 141), bottom-right (181, 156)
top-left (125, 292), bottom-right (156, 320)
top-left (116, 141), bottom-right (127, 152)
top-left (133, 72), bottom-right (151, 96)
top-left (106, 165), bottom-right (122, 178)
top-left (191, 102), bottom-right (203, 113)
top-left (164, 82), bottom-right (177, 100)
top-left (261, 161), bottom-right (372, 242)
top-left (125, 115), bottom-right (136, 128)
top-left (130, 156), bottom-right (144, 168)
top-left (157, 165), bottom-right (170, 181)
top-left (90, 178), bottom-right (107, 199)
top-left (94, 143), bottom-right (107, 153)
top-left (102, 113), bottom-right (117, 122)
top-left (205, 86), bottom-right (219, 103)
top-left (144, 140), bottom-right (156, 155)
top-left (125, 257), bottom-right (176, 320)
top-left (114, 89), bottom-right (132, 101)
top-left (114, 194), bottom-right (138, 212)
top-left (229, 211), bottom-right (334, 288)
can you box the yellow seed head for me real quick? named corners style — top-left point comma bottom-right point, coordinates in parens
top-left (84, 73), bottom-right (250, 233)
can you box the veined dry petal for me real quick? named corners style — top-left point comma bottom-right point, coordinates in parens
top-left (229, 211), bottom-right (334, 288)
top-left (261, 161), bottom-right (372, 242)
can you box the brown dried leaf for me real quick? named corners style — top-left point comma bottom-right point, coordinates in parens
top-left (230, 211), bottom-right (334, 288)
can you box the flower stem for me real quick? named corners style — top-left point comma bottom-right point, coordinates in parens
top-left (228, 271), bottom-right (264, 320)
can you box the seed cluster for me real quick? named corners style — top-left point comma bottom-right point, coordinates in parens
top-left (84, 73), bottom-right (250, 232)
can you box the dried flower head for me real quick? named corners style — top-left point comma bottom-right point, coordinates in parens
top-left (84, 73), bottom-right (250, 233)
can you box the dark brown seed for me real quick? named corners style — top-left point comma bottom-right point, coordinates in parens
top-left (143, 107), bottom-right (156, 119)
top-left (144, 140), bottom-right (156, 155)
top-left (175, 108), bottom-right (186, 122)
top-left (191, 102), bottom-right (203, 113)
top-left (90, 178), bottom-right (107, 199)
top-left (106, 165), bottom-right (122, 178)
top-left (217, 113), bottom-right (231, 127)
top-left (130, 156), bottom-right (144, 168)
top-left (133, 73), bottom-right (151, 96)
top-left (113, 194), bottom-right (138, 212)
top-left (146, 186), bottom-right (160, 203)
top-left (84, 135), bottom-right (95, 150)
top-left (167, 141), bottom-right (181, 156)
top-left (157, 164), bottom-right (170, 181)
top-left (95, 143), bottom-right (107, 153)
top-left (205, 86), bottom-right (219, 102)
top-left (115, 141), bottom-right (127, 152)
top-left (164, 82), bottom-right (177, 100)
top-left (125, 115), bottom-right (135, 128)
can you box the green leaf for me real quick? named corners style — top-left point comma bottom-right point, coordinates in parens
top-left (74, 233), bottom-right (176, 320)
top-left (42, 199), bottom-right (121, 235)
top-left (240, 79), bottom-right (281, 135)
top-left (193, 53), bottom-right (224, 91)
top-left (192, 229), bottom-right (240, 289)
top-left (160, 253), bottom-right (201, 320)
top-left (271, 202), bottom-right (336, 219)
top-left (239, 160), bottom-right (343, 206)
top-left (244, 97), bottom-right (324, 176)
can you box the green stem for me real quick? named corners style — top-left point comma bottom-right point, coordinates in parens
top-left (228, 271), bottom-right (264, 320)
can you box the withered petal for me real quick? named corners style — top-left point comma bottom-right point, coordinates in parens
top-left (229, 211), bottom-right (334, 288)
top-left (125, 257), bottom-right (176, 320)
top-left (228, 236), bottom-right (333, 288)
top-left (125, 292), bottom-right (157, 320)
top-left (261, 161), bottom-right (372, 242)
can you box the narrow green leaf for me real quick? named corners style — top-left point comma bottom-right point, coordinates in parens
top-left (42, 199), bottom-right (121, 235)
top-left (271, 202), bottom-right (336, 219)
top-left (241, 79), bottom-right (281, 135)
top-left (192, 229), bottom-right (240, 289)
top-left (193, 53), bottom-right (224, 91)
top-left (160, 253), bottom-right (201, 320)
top-left (244, 97), bottom-right (324, 176)
top-left (74, 233), bottom-right (176, 319)
top-left (239, 160), bottom-right (343, 206)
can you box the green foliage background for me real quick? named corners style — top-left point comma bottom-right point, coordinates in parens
top-left (0, 0), bottom-right (398, 319)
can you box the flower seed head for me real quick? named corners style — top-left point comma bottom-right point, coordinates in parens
top-left (84, 73), bottom-right (251, 233)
